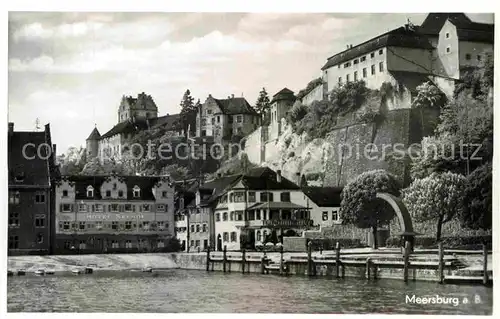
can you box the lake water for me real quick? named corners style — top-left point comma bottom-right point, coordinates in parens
top-left (7, 269), bottom-right (493, 314)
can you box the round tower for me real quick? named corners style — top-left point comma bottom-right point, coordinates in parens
top-left (86, 127), bottom-right (101, 159)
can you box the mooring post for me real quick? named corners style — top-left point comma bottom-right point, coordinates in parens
top-left (403, 241), bottom-right (410, 283)
top-left (261, 252), bottom-right (266, 274)
top-left (223, 245), bottom-right (227, 273)
top-left (307, 241), bottom-right (313, 276)
top-left (242, 249), bottom-right (246, 274)
top-left (366, 257), bottom-right (371, 280)
top-left (206, 246), bottom-right (211, 272)
top-left (438, 242), bottom-right (444, 284)
top-left (279, 246), bottom-right (284, 276)
top-left (335, 242), bottom-right (341, 278)
top-left (483, 243), bottom-right (488, 285)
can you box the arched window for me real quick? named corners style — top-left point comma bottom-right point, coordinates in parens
top-left (133, 185), bottom-right (141, 198)
top-left (256, 230), bottom-right (262, 242)
top-left (263, 230), bottom-right (268, 241)
top-left (87, 186), bottom-right (94, 198)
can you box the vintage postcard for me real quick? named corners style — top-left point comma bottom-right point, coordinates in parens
top-left (4, 5), bottom-right (495, 316)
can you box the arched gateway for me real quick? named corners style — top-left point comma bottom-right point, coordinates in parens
top-left (375, 192), bottom-right (417, 251)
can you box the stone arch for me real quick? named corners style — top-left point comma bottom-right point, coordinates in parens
top-left (375, 192), bottom-right (414, 234)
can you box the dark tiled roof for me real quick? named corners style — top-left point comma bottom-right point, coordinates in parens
top-left (390, 71), bottom-right (432, 93)
top-left (199, 175), bottom-right (242, 205)
top-left (419, 13), bottom-right (473, 35)
top-left (150, 113), bottom-right (182, 131)
top-left (302, 186), bottom-right (343, 207)
top-left (86, 127), bottom-right (101, 140)
top-left (8, 131), bottom-right (51, 187)
top-left (100, 119), bottom-right (150, 139)
top-left (60, 175), bottom-right (164, 200)
top-left (214, 97), bottom-right (258, 115)
top-left (321, 26), bottom-right (434, 71)
top-left (241, 167), bottom-right (300, 190)
top-left (271, 87), bottom-right (296, 104)
top-left (420, 13), bottom-right (493, 43)
top-left (122, 92), bottom-right (158, 111)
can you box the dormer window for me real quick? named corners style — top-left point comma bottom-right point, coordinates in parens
top-left (14, 173), bottom-right (25, 182)
top-left (87, 186), bottom-right (94, 198)
top-left (113, 183), bottom-right (117, 190)
top-left (118, 190), bottom-right (124, 197)
top-left (62, 190), bottom-right (68, 197)
top-left (133, 186), bottom-right (141, 198)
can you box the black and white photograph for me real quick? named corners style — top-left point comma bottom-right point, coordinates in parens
top-left (3, 1), bottom-right (496, 315)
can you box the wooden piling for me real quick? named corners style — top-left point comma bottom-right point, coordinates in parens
top-left (206, 246), bottom-right (210, 272)
top-left (335, 242), bottom-right (341, 278)
top-left (307, 241), bottom-right (313, 277)
top-left (279, 246), bottom-right (284, 276)
top-left (223, 245), bottom-right (227, 273)
top-left (260, 253), bottom-right (266, 274)
top-left (403, 241), bottom-right (410, 283)
top-left (366, 257), bottom-right (371, 280)
top-left (483, 243), bottom-right (488, 285)
top-left (242, 249), bottom-right (246, 273)
top-left (437, 242), bottom-right (444, 284)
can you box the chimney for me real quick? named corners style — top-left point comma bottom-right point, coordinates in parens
top-left (295, 172), bottom-right (301, 186)
top-left (276, 170), bottom-right (282, 183)
top-left (8, 122), bottom-right (14, 135)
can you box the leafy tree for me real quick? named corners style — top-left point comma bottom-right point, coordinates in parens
top-left (255, 87), bottom-right (271, 118)
top-left (403, 171), bottom-right (466, 241)
top-left (329, 80), bottom-right (369, 115)
top-left (460, 162), bottom-right (492, 230)
top-left (286, 101), bottom-right (308, 125)
top-left (58, 146), bottom-right (88, 175)
top-left (180, 90), bottom-right (197, 135)
top-left (341, 169), bottom-right (401, 249)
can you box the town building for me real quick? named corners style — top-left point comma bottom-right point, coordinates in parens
top-left (86, 92), bottom-right (184, 160)
top-left (53, 174), bottom-right (175, 253)
top-left (195, 94), bottom-right (260, 142)
top-left (320, 13), bottom-right (493, 104)
top-left (301, 186), bottom-right (343, 227)
top-left (8, 122), bottom-right (58, 255)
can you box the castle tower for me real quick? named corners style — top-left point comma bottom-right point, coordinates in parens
top-left (118, 92), bottom-right (159, 123)
top-left (269, 88), bottom-right (296, 139)
top-left (86, 127), bottom-right (101, 158)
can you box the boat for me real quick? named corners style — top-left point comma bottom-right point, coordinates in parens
top-left (45, 270), bottom-right (55, 275)
top-left (7, 270), bottom-right (14, 277)
top-left (17, 269), bottom-right (26, 276)
top-left (72, 268), bottom-right (83, 275)
top-left (34, 269), bottom-right (45, 276)
top-left (142, 267), bottom-right (153, 273)
top-left (84, 267), bottom-right (93, 274)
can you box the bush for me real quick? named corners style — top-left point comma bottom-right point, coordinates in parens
top-left (287, 102), bottom-right (309, 124)
top-left (385, 235), bottom-right (492, 249)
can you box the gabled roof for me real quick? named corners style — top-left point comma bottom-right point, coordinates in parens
top-left (420, 13), bottom-right (494, 43)
top-left (121, 92), bottom-right (158, 111)
top-left (149, 113), bottom-right (182, 131)
top-left (302, 186), bottom-right (343, 207)
top-left (213, 97), bottom-right (258, 115)
top-left (86, 127), bottom-right (101, 140)
top-left (321, 26), bottom-right (434, 71)
top-left (419, 13), bottom-right (473, 35)
top-left (271, 87), bottom-right (296, 104)
top-left (59, 175), bottom-right (165, 200)
top-left (240, 167), bottom-right (300, 190)
top-left (100, 119), bottom-right (151, 139)
top-left (8, 130), bottom-right (51, 187)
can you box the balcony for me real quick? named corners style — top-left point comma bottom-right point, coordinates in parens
top-left (262, 219), bottom-right (313, 228)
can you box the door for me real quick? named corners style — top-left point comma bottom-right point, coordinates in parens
top-left (217, 234), bottom-right (222, 251)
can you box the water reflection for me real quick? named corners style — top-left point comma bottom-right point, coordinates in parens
top-left (7, 270), bottom-right (492, 314)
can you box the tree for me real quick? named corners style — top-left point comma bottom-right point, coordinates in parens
top-left (460, 162), bottom-right (492, 231)
top-left (340, 170), bottom-right (401, 249)
top-left (255, 87), bottom-right (270, 118)
top-left (403, 171), bottom-right (466, 241)
top-left (412, 82), bottom-right (447, 136)
top-left (180, 90), bottom-right (197, 135)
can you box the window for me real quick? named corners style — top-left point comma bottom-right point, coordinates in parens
top-left (142, 204), bottom-right (150, 212)
top-left (124, 204), bottom-right (133, 212)
top-left (361, 56), bottom-right (366, 62)
top-left (233, 191), bottom-right (245, 202)
top-left (195, 240), bottom-right (200, 247)
top-left (14, 173), bottom-right (25, 182)
top-left (338, 77), bottom-right (342, 84)
top-left (236, 115), bottom-right (243, 123)
top-left (64, 241), bottom-right (72, 249)
top-left (223, 232), bottom-right (229, 242)
top-left (112, 221), bottom-right (118, 230)
top-left (223, 212), bottom-right (228, 221)
top-left (9, 212), bottom-right (19, 227)
top-left (62, 221), bottom-right (70, 230)
top-left (228, 116), bottom-right (233, 124)
top-left (202, 224), bottom-right (207, 232)
top-left (157, 204), bottom-right (166, 212)
top-left (79, 204), bottom-right (87, 212)
top-left (110, 204), bottom-right (119, 212)
top-left (125, 221), bottom-right (132, 230)
top-left (111, 241), bottom-right (119, 248)
top-left (211, 117), bottom-right (215, 125)
top-left (125, 240), bottom-right (132, 249)
top-left (379, 62), bottom-right (384, 72)
top-left (207, 109), bottom-right (212, 114)
top-left (133, 186), bottom-right (141, 198)
top-left (322, 211), bottom-right (329, 221)
top-left (94, 204), bottom-right (103, 212)
top-left (201, 130), bottom-right (206, 137)
top-left (332, 210), bottom-right (339, 221)
top-left (248, 192), bottom-right (256, 202)
top-left (8, 236), bottom-right (19, 249)
top-left (263, 230), bottom-right (268, 240)
top-left (217, 115), bottom-right (220, 123)
top-left (118, 190), bottom-right (124, 197)
top-left (477, 55), bottom-right (482, 62)
top-left (35, 192), bottom-right (45, 203)
top-left (143, 221), bottom-right (150, 230)
top-left (280, 192), bottom-right (291, 202)
top-left (362, 68), bottom-right (367, 78)
top-left (465, 53), bottom-right (471, 61)
top-left (378, 49), bottom-right (383, 55)
top-left (9, 191), bottom-right (20, 204)
top-left (216, 213), bottom-right (220, 222)
top-left (230, 212), bottom-right (234, 221)
top-left (105, 190), bottom-right (111, 197)
top-left (344, 62), bottom-right (351, 68)
top-left (201, 118), bottom-right (207, 125)
top-left (256, 230), bottom-right (262, 242)
top-left (371, 64), bottom-right (375, 75)
top-left (190, 240), bottom-right (194, 247)
top-left (370, 52), bottom-right (375, 58)
top-left (346, 74), bottom-right (350, 82)
top-left (231, 232), bottom-right (237, 242)
top-left (354, 71), bottom-right (358, 81)
top-left (95, 221), bottom-right (103, 229)
top-left (62, 190), bottom-right (68, 197)
top-left (196, 224), bottom-right (201, 232)
top-left (353, 59), bottom-right (359, 65)
top-left (236, 211), bottom-right (244, 221)
top-left (445, 32), bottom-right (450, 39)
top-left (35, 214), bottom-right (45, 227)
top-left (87, 186), bottom-right (94, 198)
top-left (446, 46), bottom-right (451, 53)
top-left (191, 225), bottom-right (195, 233)
top-left (256, 210), bottom-right (261, 220)
top-left (79, 221), bottom-right (86, 230)
top-left (260, 192), bottom-right (273, 202)
top-left (162, 191), bottom-right (168, 198)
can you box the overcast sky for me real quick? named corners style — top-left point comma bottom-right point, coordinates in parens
top-left (8, 12), bottom-right (493, 154)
